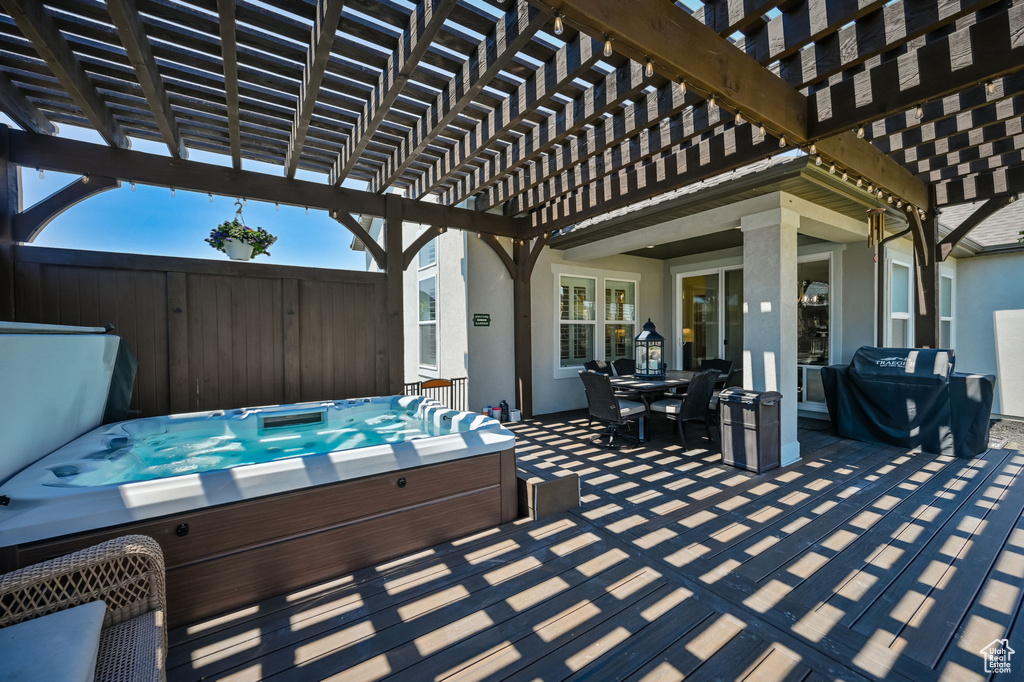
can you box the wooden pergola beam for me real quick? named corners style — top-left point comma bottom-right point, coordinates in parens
top-left (401, 225), bottom-right (443, 271)
top-left (13, 175), bottom-right (120, 243)
top-left (370, 0), bottom-right (547, 193)
top-left (695, 0), bottom-right (784, 38)
top-left (0, 71), bottom-right (55, 135)
top-left (216, 0), bottom-right (242, 170)
top-left (809, 6), bottom-right (1024, 140)
top-left (107, 0), bottom-right (186, 159)
top-left (284, 0), bottom-right (346, 179)
top-left (331, 0), bottom-right (457, 186)
top-left (410, 30), bottom-right (602, 199)
top-left (0, 0), bottom-right (129, 149)
top-left (543, 0), bottom-right (807, 142)
top-left (5, 128), bottom-right (526, 238)
top-left (938, 195), bottom-right (1013, 261)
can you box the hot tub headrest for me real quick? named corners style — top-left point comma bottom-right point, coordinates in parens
top-left (849, 346), bottom-right (954, 386)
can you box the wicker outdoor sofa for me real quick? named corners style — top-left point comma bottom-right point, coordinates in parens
top-left (0, 534), bottom-right (167, 681)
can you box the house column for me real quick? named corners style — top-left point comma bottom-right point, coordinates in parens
top-left (741, 207), bottom-right (800, 465)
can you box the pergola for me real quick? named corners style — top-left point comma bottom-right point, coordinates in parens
top-left (1, 0), bottom-right (1022, 415)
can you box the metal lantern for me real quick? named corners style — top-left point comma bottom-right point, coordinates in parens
top-left (634, 318), bottom-right (665, 380)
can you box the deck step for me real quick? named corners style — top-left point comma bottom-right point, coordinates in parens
top-left (517, 466), bottom-right (580, 520)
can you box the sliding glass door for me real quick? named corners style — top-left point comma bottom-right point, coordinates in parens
top-left (680, 273), bottom-right (720, 370)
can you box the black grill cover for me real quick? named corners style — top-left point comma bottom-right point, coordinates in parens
top-left (821, 347), bottom-right (994, 458)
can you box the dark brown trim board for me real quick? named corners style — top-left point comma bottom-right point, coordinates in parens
top-left (0, 449), bottom-right (519, 628)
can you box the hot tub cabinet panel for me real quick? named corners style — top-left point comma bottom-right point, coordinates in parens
top-left (0, 448), bottom-right (518, 628)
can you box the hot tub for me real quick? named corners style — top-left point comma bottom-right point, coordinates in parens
top-left (0, 396), bottom-right (518, 626)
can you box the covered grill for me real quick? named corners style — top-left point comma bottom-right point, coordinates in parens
top-left (821, 347), bottom-right (995, 458)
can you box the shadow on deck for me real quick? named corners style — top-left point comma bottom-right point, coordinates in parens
top-left (168, 411), bottom-right (1023, 681)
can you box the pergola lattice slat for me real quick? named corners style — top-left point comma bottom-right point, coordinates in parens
top-left (284, 0), bottom-right (346, 178)
top-left (809, 4), bottom-right (1024, 139)
top-left (0, 70), bottom-right (54, 134)
top-left (0, 0), bottom-right (129, 148)
top-left (330, 0), bottom-right (457, 186)
top-left (369, 0), bottom-right (547, 193)
top-left (934, 161), bottom-right (1024, 204)
top-left (216, 0), bottom-right (241, 169)
top-left (408, 31), bottom-right (602, 199)
top-left (107, 0), bottom-right (186, 158)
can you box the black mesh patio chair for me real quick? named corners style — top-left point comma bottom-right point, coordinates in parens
top-left (648, 368), bottom-right (719, 449)
top-left (579, 370), bottom-right (646, 449)
top-left (583, 359), bottom-right (613, 375)
top-left (611, 358), bottom-right (636, 376)
top-left (700, 358), bottom-right (734, 376)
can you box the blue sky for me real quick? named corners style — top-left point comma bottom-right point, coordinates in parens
top-left (6, 116), bottom-right (370, 271)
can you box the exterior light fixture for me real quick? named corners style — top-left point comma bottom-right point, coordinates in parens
top-left (829, 162), bottom-right (836, 174)
top-left (987, 81), bottom-right (996, 95)
top-left (553, 13), bottom-right (564, 35)
top-left (842, 170), bottom-right (848, 181)
top-left (758, 123), bottom-right (766, 135)
top-left (634, 319), bottom-right (665, 380)
top-left (208, 193), bottom-right (214, 203)
top-left (130, 181), bottom-right (136, 191)
top-left (37, 168), bottom-right (44, 179)
top-left (734, 111), bottom-right (744, 125)
top-left (779, 135), bottom-right (787, 147)
top-left (679, 79), bottom-right (686, 95)
top-left (856, 126), bottom-right (865, 138)
top-left (645, 58), bottom-right (655, 78)
top-left (603, 36), bottom-right (613, 58)
top-left (809, 144), bottom-right (817, 155)
top-left (815, 155), bottom-right (823, 166)
top-left (170, 187), bottom-right (175, 197)
top-left (916, 106), bottom-right (923, 118)
top-left (708, 94), bottom-right (717, 109)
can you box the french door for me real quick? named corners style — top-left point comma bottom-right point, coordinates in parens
top-left (676, 268), bottom-right (743, 370)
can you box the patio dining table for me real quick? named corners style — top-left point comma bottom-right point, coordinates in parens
top-left (610, 370), bottom-right (728, 441)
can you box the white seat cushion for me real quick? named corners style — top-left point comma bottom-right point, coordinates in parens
top-left (649, 398), bottom-right (682, 415)
top-left (617, 399), bottom-right (646, 417)
top-left (0, 600), bottom-right (107, 682)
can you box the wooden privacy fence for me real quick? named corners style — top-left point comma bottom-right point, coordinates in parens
top-left (11, 246), bottom-right (392, 417)
top-left (403, 377), bottom-right (468, 412)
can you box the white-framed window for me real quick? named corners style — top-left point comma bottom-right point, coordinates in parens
top-left (558, 274), bottom-right (597, 368)
top-left (604, 279), bottom-right (637, 362)
top-left (418, 237), bottom-right (438, 369)
top-left (888, 258), bottom-right (913, 347)
top-left (555, 271), bottom-right (639, 375)
top-left (940, 270), bottom-right (955, 349)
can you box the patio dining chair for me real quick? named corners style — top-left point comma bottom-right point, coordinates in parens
top-left (579, 370), bottom-right (646, 448)
top-left (583, 359), bottom-right (613, 375)
top-left (700, 358), bottom-right (734, 376)
top-left (648, 368), bottom-right (719, 449)
top-left (611, 358), bottom-right (636, 376)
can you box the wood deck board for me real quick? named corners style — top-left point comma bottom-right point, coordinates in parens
top-left (167, 412), bottom-right (1022, 681)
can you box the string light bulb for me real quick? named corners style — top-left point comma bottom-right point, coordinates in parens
top-left (37, 168), bottom-right (44, 179)
top-left (170, 187), bottom-right (175, 197)
top-left (645, 58), bottom-right (654, 78)
top-left (856, 178), bottom-right (863, 188)
top-left (887, 194), bottom-right (894, 203)
top-left (829, 162), bottom-right (836, 174)
top-left (305, 206), bottom-right (309, 215)
top-left (916, 105), bottom-right (923, 119)
top-left (758, 123), bottom-right (766, 135)
top-left (778, 135), bottom-right (787, 147)
top-left (678, 78), bottom-right (686, 96)
top-left (553, 13), bottom-right (563, 35)
top-left (275, 202), bottom-right (280, 212)
top-left (603, 35), bottom-right (613, 58)
top-left (815, 155), bottom-right (823, 166)
top-left (1010, 194), bottom-right (1019, 204)
top-left (896, 200), bottom-right (903, 208)
top-left (987, 81), bottom-right (996, 95)
top-left (208, 192), bottom-right (213, 203)
top-left (867, 183), bottom-right (874, 192)
top-left (842, 170), bottom-right (848, 181)
top-left (734, 111), bottom-right (744, 125)
top-left (708, 94), bottom-right (717, 109)
top-left (83, 174), bottom-right (90, 184)
top-left (856, 126), bottom-right (865, 138)
top-left (130, 181), bottom-right (136, 191)
top-left (809, 144), bottom-right (817, 155)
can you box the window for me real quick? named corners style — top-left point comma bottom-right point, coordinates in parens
top-left (940, 273), bottom-right (954, 348)
top-left (418, 235), bottom-right (438, 368)
top-left (604, 280), bottom-right (636, 362)
top-left (419, 238), bottom-right (436, 269)
top-left (559, 275), bottom-right (596, 367)
top-left (889, 260), bottom-right (912, 347)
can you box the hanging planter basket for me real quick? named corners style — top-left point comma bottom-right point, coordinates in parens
top-left (206, 201), bottom-right (278, 261)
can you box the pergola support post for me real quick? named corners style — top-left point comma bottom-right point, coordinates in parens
top-left (384, 194), bottom-right (405, 394)
top-left (0, 126), bottom-right (16, 320)
top-left (512, 239), bottom-right (532, 418)
top-left (511, 234), bottom-right (548, 418)
top-left (912, 188), bottom-right (941, 349)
